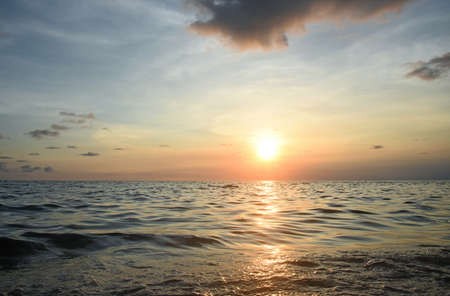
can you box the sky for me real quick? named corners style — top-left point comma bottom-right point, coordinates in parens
top-left (0, 0), bottom-right (449, 181)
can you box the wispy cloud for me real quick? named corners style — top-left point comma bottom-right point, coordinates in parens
top-left (188, 0), bottom-right (411, 51)
top-left (406, 52), bottom-right (450, 81)
top-left (60, 111), bottom-right (95, 119)
top-left (46, 146), bottom-right (61, 150)
top-left (26, 129), bottom-right (59, 139)
top-left (80, 152), bottom-right (100, 157)
top-left (113, 147), bottom-right (125, 151)
top-left (51, 124), bottom-right (70, 131)
top-left (67, 145), bottom-right (78, 149)
top-left (28, 153), bottom-right (40, 156)
top-left (20, 165), bottom-right (41, 173)
top-left (371, 145), bottom-right (384, 150)
top-left (0, 156), bottom-right (13, 160)
top-left (63, 119), bottom-right (86, 124)
top-left (16, 160), bottom-right (28, 163)
top-left (159, 144), bottom-right (170, 148)
top-left (44, 166), bottom-right (54, 173)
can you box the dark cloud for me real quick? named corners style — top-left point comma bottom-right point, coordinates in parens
top-left (26, 129), bottom-right (59, 139)
top-left (188, 0), bottom-right (411, 51)
top-left (371, 145), bottom-right (384, 150)
top-left (28, 153), bottom-right (40, 156)
top-left (60, 111), bottom-right (95, 119)
top-left (46, 146), bottom-right (61, 150)
top-left (0, 156), bottom-right (13, 160)
top-left (21, 165), bottom-right (41, 173)
top-left (16, 160), bottom-right (28, 163)
top-left (44, 166), bottom-right (54, 173)
top-left (113, 147), bottom-right (125, 151)
top-left (406, 52), bottom-right (450, 81)
top-left (51, 124), bottom-right (70, 131)
top-left (67, 145), bottom-right (78, 149)
top-left (80, 152), bottom-right (100, 157)
top-left (0, 162), bottom-right (8, 173)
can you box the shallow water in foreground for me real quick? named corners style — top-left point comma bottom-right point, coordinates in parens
top-left (0, 180), bottom-right (449, 295)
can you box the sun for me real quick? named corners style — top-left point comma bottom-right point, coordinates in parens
top-left (256, 135), bottom-right (279, 161)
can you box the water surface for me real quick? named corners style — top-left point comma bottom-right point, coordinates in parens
top-left (0, 181), bottom-right (449, 295)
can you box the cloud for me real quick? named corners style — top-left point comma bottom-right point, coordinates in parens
top-left (16, 160), bottom-right (28, 163)
top-left (44, 166), bottom-right (54, 173)
top-left (0, 133), bottom-right (11, 140)
top-left (113, 147), bottom-right (125, 151)
top-left (26, 129), bottom-right (59, 139)
top-left (60, 111), bottom-right (95, 119)
top-left (21, 165), bottom-right (41, 173)
top-left (159, 144), bottom-right (170, 148)
top-left (63, 119), bottom-right (86, 124)
top-left (406, 52), bottom-right (450, 81)
top-left (46, 146), bottom-right (61, 150)
top-left (0, 156), bottom-right (13, 160)
top-left (28, 153), bottom-right (40, 156)
top-left (60, 112), bottom-right (76, 117)
top-left (0, 162), bottom-right (8, 173)
top-left (67, 145), bottom-right (78, 149)
top-left (102, 127), bottom-right (111, 132)
top-left (51, 124), bottom-right (70, 131)
top-left (80, 152), bottom-right (100, 157)
top-left (371, 145), bottom-right (384, 150)
top-left (188, 0), bottom-right (411, 51)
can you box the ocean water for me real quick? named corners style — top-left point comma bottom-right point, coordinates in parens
top-left (0, 180), bottom-right (449, 295)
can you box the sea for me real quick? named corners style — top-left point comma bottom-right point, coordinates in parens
top-left (0, 180), bottom-right (449, 295)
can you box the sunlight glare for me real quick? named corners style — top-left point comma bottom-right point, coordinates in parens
top-left (257, 135), bottom-right (279, 161)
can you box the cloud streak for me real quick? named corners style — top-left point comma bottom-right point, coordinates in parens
top-left (371, 145), bottom-right (384, 150)
top-left (63, 119), bottom-right (86, 124)
top-left (80, 152), bottom-right (100, 157)
top-left (60, 111), bottom-right (95, 119)
top-left (51, 124), bottom-right (70, 131)
top-left (26, 129), bottom-right (59, 139)
top-left (188, 0), bottom-right (411, 51)
top-left (406, 52), bottom-right (450, 81)
top-left (21, 165), bottom-right (41, 173)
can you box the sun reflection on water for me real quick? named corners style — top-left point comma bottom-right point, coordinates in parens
top-left (239, 181), bottom-right (300, 294)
